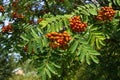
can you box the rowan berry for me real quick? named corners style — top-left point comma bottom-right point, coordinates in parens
top-left (2, 24), bottom-right (12, 33)
top-left (46, 31), bottom-right (71, 49)
top-left (96, 6), bottom-right (116, 21)
top-left (0, 5), bottom-right (4, 12)
top-left (69, 16), bottom-right (87, 32)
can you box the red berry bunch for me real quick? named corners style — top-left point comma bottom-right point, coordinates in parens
top-left (96, 6), bottom-right (116, 21)
top-left (23, 45), bottom-right (28, 52)
top-left (46, 31), bottom-right (71, 49)
top-left (0, 5), bottom-right (4, 12)
top-left (12, 0), bottom-right (19, 7)
top-left (12, 12), bottom-right (24, 19)
top-left (2, 24), bottom-right (12, 33)
top-left (69, 16), bottom-right (87, 32)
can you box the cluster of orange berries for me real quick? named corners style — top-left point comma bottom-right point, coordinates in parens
top-left (2, 24), bottom-right (12, 33)
top-left (46, 31), bottom-right (71, 49)
top-left (96, 6), bottom-right (116, 21)
top-left (12, 0), bottom-right (19, 7)
top-left (12, 12), bottom-right (24, 19)
top-left (69, 16), bottom-right (87, 32)
top-left (0, 5), bottom-right (4, 12)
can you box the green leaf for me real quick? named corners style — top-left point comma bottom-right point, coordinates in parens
top-left (31, 28), bottom-right (39, 38)
top-left (90, 55), bottom-right (99, 64)
top-left (63, 18), bottom-right (68, 28)
top-left (86, 53), bottom-right (91, 65)
top-left (79, 48), bottom-right (85, 62)
top-left (51, 22), bottom-right (55, 32)
top-left (33, 42), bottom-right (38, 54)
top-left (41, 21), bottom-right (48, 29)
top-left (20, 34), bottom-right (29, 42)
top-left (45, 68), bottom-right (51, 78)
top-left (96, 38), bottom-right (101, 49)
top-left (46, 64), bottom-right (57, 75)
top-left (42, 36), bottom-right (48, 47)
top-left (113, 0), bottom-right (117, 5)
top-left (77, 46), bottom-right (82, 56)
top-left (51, 62), bottom-right (61, 68)
top-left (28, 41), bottom-right (33, 53)
top-left (55, 21), bottom-right (59, 32)
top-left (88, 9), bottom-right (97, 15)
top-left (81, 10), bottom-right (90, 16)
top-left (37, 27), bottom-right (43, 34)
top-left (46, 24), bottom-right (51, 32)
top-left (69, 41), bottom-right (79, 53)
top-left (89, 51), bottom-right (100, 56)
top-left (116, 0), bottom-right (120, 6)
top-left (42, 71), bottom-right (46, 80)
top-left (38, 38), bottom-right (43, 52)
top-left (18, 41), bottom-right (28, 47)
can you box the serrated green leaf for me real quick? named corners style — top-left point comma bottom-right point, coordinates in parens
top-left (42, 36), bottom-right (48, 47)
top-left (96, 38), bottom-right (101, 49)
top-left (77, 46), bottom-right (82, 56)
top-left (89, 4), bottom-right (97, 9)
top-left (70, 41), bottom-right (79, 53)
top-left (28, 41), bottom-right (33, 54)
top-left (55, 21), bottom-right (59, 32)
top-left (81, 10), bottom-right (90, 16)
top-left (79, 48), bottom-right (85, 62)
top-left (77, 7), bottom-right (82, 10)
top-left (90, 55), bottom-right (99, 64)
top-left (37, 27), bottom-right (43, 34)
top-left (47, 64), bottom-right (57, 75)
top-left (51, 22), bottom-right (55, 32)
top-left (38, 39), bottom-right (43, 52)
top-left (18, 41), bottom-right (28, 47)
top-left (31, 28), bottom-right (39, 38)
top-left (98, 39), bottom-right (105, 46)
top-left (51, 62), bottom-right (61, 68)
top-left (59, 20), bottom-right (63, 29)
top-left (90, 34), bottom-right (95, 46)
top-left (40, 21), bottom-right (48, 29)
top-left (88, 9), bottom-right (97, 15)
top-left (33, 42), bottom-right (38, 54)
top-left (42, 71), bottom-right (46, 80)
top-left (89, 51), bottom-right (100, 56)
top-left (113, 0), bottom-right (117, 5)
top-left (20, 34), bottom-right (29, 42)
top-left (63, 18), bottom-right (68, 27)
top-left (74, 10), bottom-right (80, 14)
top-left (46, 24), bottom-right (51, 32)
top-left (45, 68), bottom-right (51, 78)
top-left (116, 0), bottom-right (120, 6)
top-left (86, 53), bottom-right (91, 65)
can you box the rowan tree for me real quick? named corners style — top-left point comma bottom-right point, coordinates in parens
top-left (0, 0), bottom-right (120, 80)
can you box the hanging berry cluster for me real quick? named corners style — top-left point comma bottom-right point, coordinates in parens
top-left (12, 0), bottom-right (19, 11)
top-left (69, 16), bottom-right (87, 32)
top-left (46, 31), bottom-right (71, 49)
top-left (96, 6), bottom-right (116, 21)
top-left (12, 0), bottom-right (19, 7)
top-left (2, 24), bottom-right (12, 33)
top-left (0, 5), bottom-right (4, 12)
top-left (12, 12), bottom-right (24, 19)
